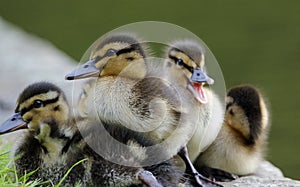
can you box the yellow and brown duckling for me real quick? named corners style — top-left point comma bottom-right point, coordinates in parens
top-left (65, 32), bottom-right (186, 157)
top-left (76, 79), bottom-right (183, 187)
top-left (164, 40), bottom-right (225, 186)
top-left (0, 82), bottom-right (86, 185)
top-left (0, 82), bottom-right (180, 186)
top-left (197, 85), bottom-right (270, 179)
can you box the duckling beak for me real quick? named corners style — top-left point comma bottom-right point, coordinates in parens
top-left (65, 59), bottom-right (100, 80)
top-left (191, 69), bottom-right (214, 85)
top-left (0, 113), bottom-right (27, 135)
top-left (188, 69), bottom-right (214, 104)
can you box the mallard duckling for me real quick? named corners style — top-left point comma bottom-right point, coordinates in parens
top-left (66, 33), bottom-right (183, 156)
top-left (197, 85), bottom-right (270, 178)
top-left (0, 82), bottom-right (180, 186)
top-left (164, 40), bottom-right (225, 185)
top-left (0, 82), bottom-right (86, 185)
top-left (76, 79), bottom-right (182, 187)
top-left (65, 33), bottom-right (222, 186)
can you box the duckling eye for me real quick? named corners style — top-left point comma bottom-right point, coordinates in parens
top-left (176, 58), bottom-right (184, 66)
top-left (106, 49), bottom-right (117, 57)
top-left (33, 100), bottom-right (43, 108)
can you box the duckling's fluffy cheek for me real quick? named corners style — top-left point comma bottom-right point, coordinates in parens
top-left (23, 108), bottom-right (51, 126)
top-left (101, 58), bottom-right (132, 76)
top-left (226, 110), bottom-right (250, 138)
top-left (182, 68), bottom-right (192, 78)
top-left (53, 104), bottom-right (69, 121)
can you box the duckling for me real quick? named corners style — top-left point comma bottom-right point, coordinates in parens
top-left (196, 85), bottom-right (270, 178)
top-left (65, 33), bottom-right (222, 187)
top-left (76, 79), bottom-right (183, 187)
top-left (164, 40), bottom-right (226, 185)
top-left (0, 82), bottom-right (87, 185)
top-left (0, 82), bottom-right (180, 186)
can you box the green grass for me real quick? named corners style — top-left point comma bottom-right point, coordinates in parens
top-left (0, 148), bottom-right (46, 187)
top-left (0, 148), bottom-right (85, 187)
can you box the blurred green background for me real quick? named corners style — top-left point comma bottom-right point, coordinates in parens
top-left (0, 0), bottom-right (299, 180)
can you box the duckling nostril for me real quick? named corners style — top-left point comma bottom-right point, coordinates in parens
top-left (83, 65), bottom-right (89, 68)
top-left (11, 118), bottom-right (16, 121)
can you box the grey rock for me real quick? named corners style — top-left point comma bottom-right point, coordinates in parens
top-left (0, 17), bottom-right (84, 123)
top-left (221, 161), bottom-right (300, 187)
top-left (0, 17), bottom-right (299, 186)
top-left (0, 17), bottom-right (83, 147)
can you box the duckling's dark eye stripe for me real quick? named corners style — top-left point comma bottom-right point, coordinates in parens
top-left (19, 96), bottom-right (59, 116)
top-left (168, 55), bottom-right (194, 73)
top-left (116, 46), bottom-right (136, 56)
top-left (93, 46), bottom-right (138, 63)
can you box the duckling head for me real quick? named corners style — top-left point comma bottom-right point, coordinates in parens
top-left (66, 33), bottom-right (148, 80)
top-left (0, 82), bottom-right (70, 135)
top-left (225, 85), bottom-right (268, 145)
top-left (165, 40), bottom-right (214, 103)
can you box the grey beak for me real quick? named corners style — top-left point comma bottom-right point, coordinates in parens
top-left (65, 59), bottom-right (100, 80)
top-left (0, 113), bottom-right (27, 135)
top-left (191, 69), bottom-right (214, 85)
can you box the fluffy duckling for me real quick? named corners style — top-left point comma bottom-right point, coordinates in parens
top-left (197, 85), bottom-right (270, 178)
top-left (65, 33), bottom-right (221, 186)
top-left (165, 40), bottom-right (224, 159)
top-left (76, 79), bottom-right (182, 187)
top-left (0, 82), bottom-right (86, 185)
top-left (164, 40), bottom-right (225, 185)
top-left (0, 82), bottom-right (179, 186)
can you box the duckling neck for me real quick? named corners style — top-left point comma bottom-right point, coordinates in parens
top-left (32, 119), bottom-right (81, 156)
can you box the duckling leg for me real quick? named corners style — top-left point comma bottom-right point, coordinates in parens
top-left (198, 166), bottom-right (238, 182)
top-left (178, 146), bottom-right (223, 187)
top-left (137, 170), bottom-right (163, 187)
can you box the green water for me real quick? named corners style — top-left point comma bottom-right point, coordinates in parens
top-left (0, 0), bottom-right (299, 180)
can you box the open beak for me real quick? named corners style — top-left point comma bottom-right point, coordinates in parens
top-left (188, 69), bottom-right (214, 104)
top-left (0, 113), bottom-right (27, 135)
top-left (65, 58), bottom-right (100, 80)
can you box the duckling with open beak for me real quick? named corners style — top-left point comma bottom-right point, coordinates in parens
top-left (164, 40), bottom-right (226, 186)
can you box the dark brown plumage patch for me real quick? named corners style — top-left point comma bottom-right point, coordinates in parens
top-left (14, 135), bottom-right (42, 179)
top-left (126, 57), bottom-right (134, 61)
top-left (129, 77), bottom-right (181, 119)
top-left (53, 105), bottom-right (60, 111)
top-left (227, 85), bottom-right (262, 144)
